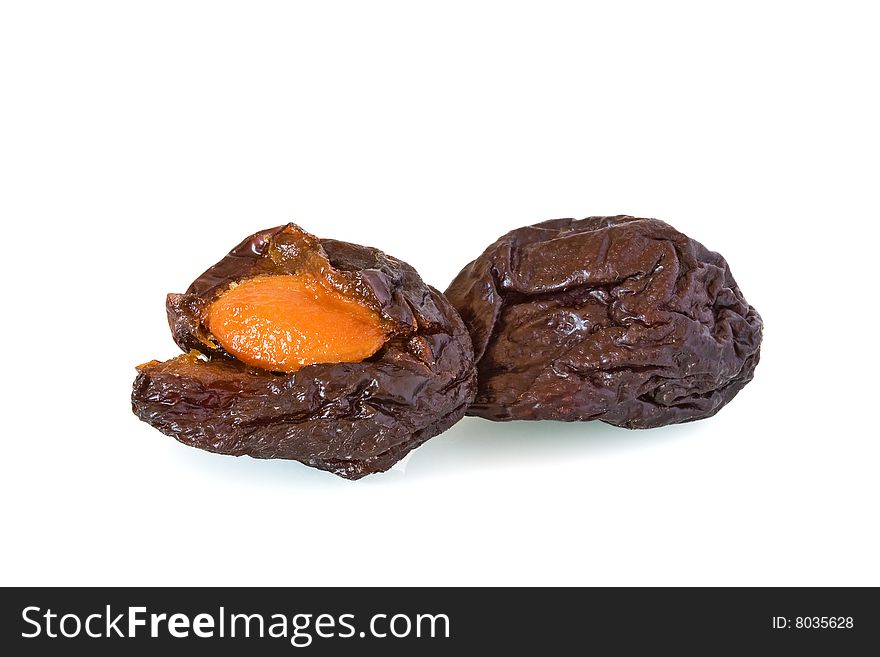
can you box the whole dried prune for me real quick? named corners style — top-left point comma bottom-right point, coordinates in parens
top-left (445, 216), bottom-right (762, 428)
top-left (132, 224), bottom-right (476, 479)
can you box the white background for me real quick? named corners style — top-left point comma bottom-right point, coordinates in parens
top-left (1, 1), bottom-right (877, 586)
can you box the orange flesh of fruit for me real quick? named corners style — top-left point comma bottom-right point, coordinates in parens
top-left (206, 275), bottom-right (387, 372)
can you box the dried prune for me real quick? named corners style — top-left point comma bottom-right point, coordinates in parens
top-left (132, 224), bottom-right (476, 479)
top-left (445, 216), bottom-right (762, 428)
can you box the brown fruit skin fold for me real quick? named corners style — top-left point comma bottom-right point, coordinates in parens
top-left (444, 216), bottom-right (763, 428)
top-left (132, 224), bottom-right (476, 479)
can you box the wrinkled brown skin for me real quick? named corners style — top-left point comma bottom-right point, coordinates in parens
top-left (132, 224), bottom-right (476, 479)
top-left (445, 216), bottom-right (763, 428)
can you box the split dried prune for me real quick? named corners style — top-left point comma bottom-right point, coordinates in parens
top-left (445, 216), bottom-right (762, 428)
top-left (132, 224), bottom-right (476, 479)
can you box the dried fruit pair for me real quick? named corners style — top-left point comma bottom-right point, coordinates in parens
top-left (132, 216), bottom-right (762, 478)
